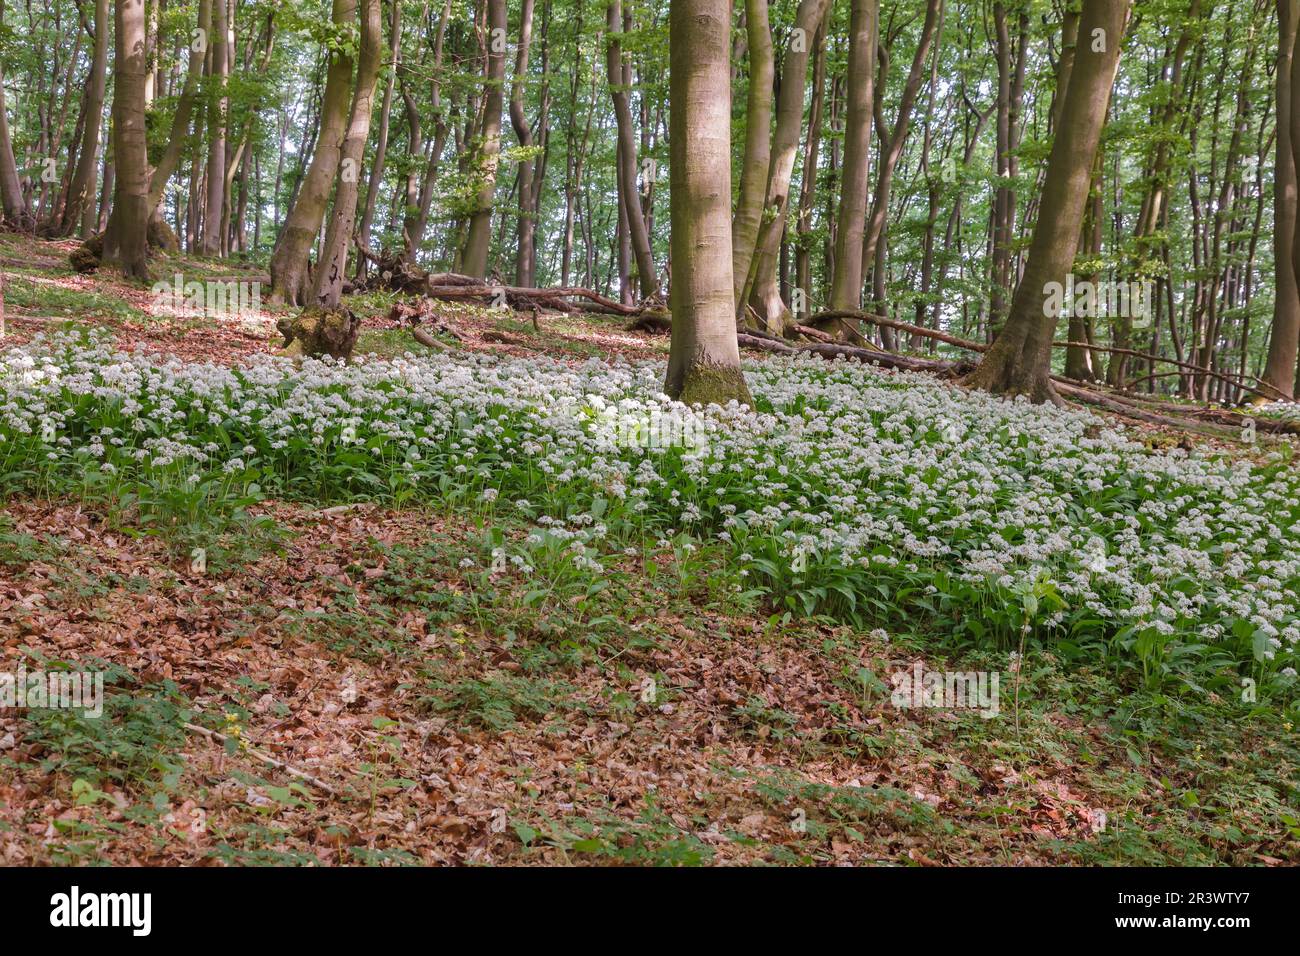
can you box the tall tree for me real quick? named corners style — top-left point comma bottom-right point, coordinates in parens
top-left (605, 0), bottom-right (657, 299)
top-left (461, 0), bottom-right (508, 278)
top-left (101, 0), bottom-right (151, 279)
top-left (965, 0), bottom-right (1130, 402)
top-left (357, 0), bottom-right (402, 275)
top-left (829, 0), bottom-right (880, 311)
top-left (147, 0), bottom-right (213, 214)
top-left (1265, 0), bottom-right (1300, 399)
top-left (0, 0), bottom-right (30, 228)
top-left (510, 0), bottom-right (540, 286)
top-left (311, 0), bottom-right (384, 310)
top-left (56, 0), bottom-right (109, 237)
top-left (200, 0), bottom-right (230, 255)
top-left (740, 0), bottom-right (833, 332)
top-left (268, 0), bottom-right (357, 305)
top-left (664, 0), bottom-right (750, 405)
top-left (731, 0), bottom-right (774, 308)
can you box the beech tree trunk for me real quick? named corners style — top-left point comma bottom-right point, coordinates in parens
top-left (664, 0), bottom-right (750, 406)
top-left (742, 0), bottom-right (832, 332)
top-left (965, 0), bottom-right (1130, 402)
top-left (268, 0), bottom-right (357, 304)
top-left (58, 0), bottom-right (109, 237)
top-left (147, 0), bottom-right (212, 214)
top-left (859, 0), bottom-right (941, 300)
top-left (510, 0), bottom-right (539, 286)
top-left (408, 0), bottom-right (453, 260)
top-left (101, 0), bottom-right (151, 280)
top-left (1265, 0), bottom-right (1300, 399)
top-left (0, 0), bottom-right (29, 228)
top-left (829, 0), bottom-right (878, 310)
top-left (200, 0), bottom-right (230, 255)
top-left (461, 0), bottom-right (508, 279)
top-left (794, 19), bottom-right (827, 308)
top-left (357, 0), bottom-right (401, 277)
top-left (731, 0), bottom-right (773, 309)
top-left (309, 0), bottom-right (384, 311)
top-left (606, 0), bottom-right (657, 299)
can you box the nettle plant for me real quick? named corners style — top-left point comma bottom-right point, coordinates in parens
top-left (2, 329), bottom-right (1298, 704)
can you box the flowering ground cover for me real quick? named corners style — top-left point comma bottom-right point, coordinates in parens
top-left (1, 266), bottom-right (1298, 865)
top-left (3, 330), bottom-right (1297, 701)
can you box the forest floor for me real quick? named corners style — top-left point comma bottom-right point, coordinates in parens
top-left (1, 234), bottom-right (1297, 866)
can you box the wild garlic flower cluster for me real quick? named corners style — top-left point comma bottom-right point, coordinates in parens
top-left (1255, 400), bottom-right (1300, 423)
top-left (2, 331), bottom-right (1297, 689)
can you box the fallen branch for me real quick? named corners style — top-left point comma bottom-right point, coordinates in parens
top-left (737, 333), bottom-right (972, 377)
top-left (183, 721), bottom-right (339, 796)
top-left (809, 308), bottom-right (1291, 405)
top-left (808, 310), bottom-right (988, 353)
top-left (1051, 382), bottom-right (1243, 440)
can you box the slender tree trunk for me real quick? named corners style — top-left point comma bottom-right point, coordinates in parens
top-left (357, 0), bottom-right (402, 275)
top-left (148, 0), bottom-right (212, 213)
top-left (510, 0), bottom-right (538, 286)
top-left (794, 19), bottom-right (827, 309)
top-left (0, 0), bottom-right (30, 228)
top-left (59, 0), bottom-right (109, 237)
top-left (828, 0), bottom-right (878, 311)
top-left (200, 0), bottom-right (229, 255)
top-left (310, 0), bottom-right (384, 310)
top-left (743, 0), bottom-right (832, 331)
top-left (605, 0), bottom-right (657, 298)
top-left (987, 3), bottom-right (1028, 338)
top-left (731, 0), bottom-right (774, 308)
top-left (268, 0), bottom-right (357, 305)
top-left (1266, 0), bottom-right (1300, 398)
top-left (461, 0), bottom-right (508, 278)
top-left (408, 0), bottom-right (452, 259)
top-left (965, 0), bottom-right (1130, 402)
top-left (860, 0), bottom-right (941, 287)
top-left (664, 0), bottom-right (750, 405)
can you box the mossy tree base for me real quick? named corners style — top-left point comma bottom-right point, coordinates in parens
top-left (962, 350), bottom-right (1064, 407)
top-left (148, 217), bottom-right (181, 255)
top-left (277, 307), bottom-right (362, 360)
top-left (668, 360), bottom-right (753, 407)
top-left (68, 222), bottom-right (177, 275)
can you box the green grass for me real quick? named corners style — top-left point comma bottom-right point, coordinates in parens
top-left (3, 275), bottom-right (142, 320)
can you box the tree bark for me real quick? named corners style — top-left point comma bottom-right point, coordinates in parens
top-left (731, 0), bottom-right (774, 308)
top-left (664, 0), bottom-right (751, 405)
top-left (742, 0), bottom-right (832, 331)
top-left (964, 0), bottom-right (1130, 403)
top-left (0, 0), bottom-right (30, 228)
top-left (58, 0), bottom-right (109, 238)
top-left (859, 0), bottom-right (941, 290)
top-left (309, 0), bottom-right (384, 310)
top-left (200, 0), bottom-right (230, 255)
top-left (268, 0), bottom-right (357, 304)
top-left (1266, 0), bottom-right (1300, 398)
top-left (147, 0), bottom-right (212, 213)
top-left (510, 0), bottom-right (539, 286)
top-left (829, 0), bottom-right (878, 311)
top-left (356, 0), bottom-right (402, 277)
top-left (408, 0), bottom-right (453, 259)
top-left (605, 0), bottom-right (657, 298)
top-left (101, 0), bottom-right (151, 280)
top-left (461, 0), bottom-right (508, 278)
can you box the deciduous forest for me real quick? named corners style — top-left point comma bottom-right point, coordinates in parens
top-left (0, 0), bottom-right (1297, 875)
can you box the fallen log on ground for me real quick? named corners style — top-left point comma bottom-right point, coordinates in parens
top-left (357, 242), bottom-right (642, 316)
top-left (738, 331), bottom-right (1298, 441)
top-left (736, 333), bottom-right (974, 377)
top-left (808, 308), bottom-right (1290, 406)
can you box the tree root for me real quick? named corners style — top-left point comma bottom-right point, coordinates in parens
top-left (277, 307), bottom-right (362, 359)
